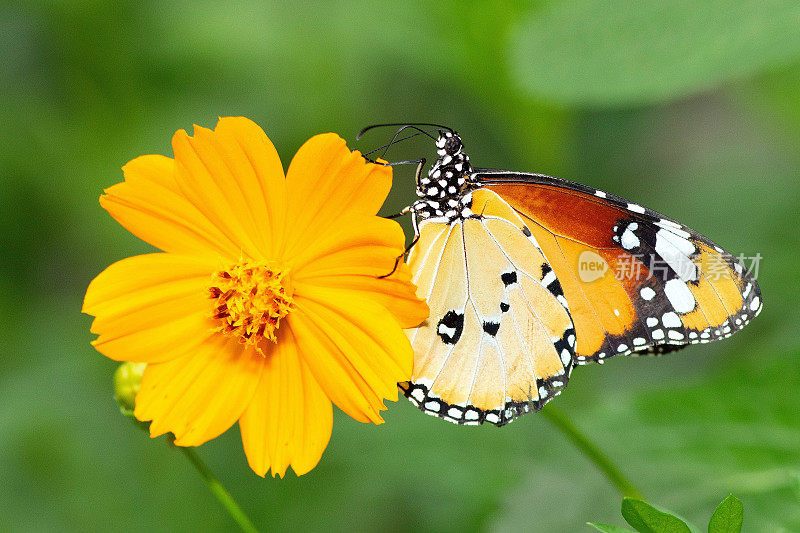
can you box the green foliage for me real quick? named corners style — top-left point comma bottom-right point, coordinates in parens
top-left (511, 0), bottom-right (800, 106)
top-left (620, 499), bottom-right (693, 533)
top-left (591, 495), bottom-right (744, 533)
top-left (708, 495), bottom-right (744, 533)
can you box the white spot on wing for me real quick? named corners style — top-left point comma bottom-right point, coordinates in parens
top-left (656, 220), bottom-right (691, 239)
top-left (664, 278), bottom-right (696, 313)
top-left (621, 228), bottom-right (640, 250)
top-left (438, 324), bottom-right (456, 338)
top-left (655, 228), bottom-right (697, 281)
top-left (661, 311), bottom-right (682, 328)
top-left (743, 283), bottom-right (752, 298)
top-left (668, 330), bottom-right (685, 340)
top-left (658, 219), bottom-right (681, 229)
top-left (542, 270), bottom-right (558, 286)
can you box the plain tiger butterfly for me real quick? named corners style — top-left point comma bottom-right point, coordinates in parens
top-left (360, 123), bottom-right (762, 427)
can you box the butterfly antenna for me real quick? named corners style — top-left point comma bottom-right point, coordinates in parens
top-left (356, 122), bottom-right (454, 140)
top-left (361, 125), bottom-right (441, 161)
top-left (362, 128), bottom-right (438, 159)
top-left (383, 158), bottom-right (426, 166)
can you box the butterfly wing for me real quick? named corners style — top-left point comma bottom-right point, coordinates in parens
top-left (401, 190), bottom-right (576, 426)
top-left (475, 170), bottom-right (762, 364)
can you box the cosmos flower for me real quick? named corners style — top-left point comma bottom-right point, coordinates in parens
top-left (83, 117), bottom-right (428, 477)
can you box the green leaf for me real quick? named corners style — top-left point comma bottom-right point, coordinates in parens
top-left (510, 0), bottom-right (800, 106)
top-left (708, 495), bottom-right (743, 533)
top-left (621, 498), bottom-right (692, 533)
top-left (588, 523), bottom-right (637, 532)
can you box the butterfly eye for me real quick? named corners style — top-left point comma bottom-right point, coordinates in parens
top-left (444, 135), bottom-right (462, 153)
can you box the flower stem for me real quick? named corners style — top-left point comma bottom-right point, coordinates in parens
top-left (177, 446), bottom-right (260, 533)
top-left (541, 405), bottom-right (643, 499)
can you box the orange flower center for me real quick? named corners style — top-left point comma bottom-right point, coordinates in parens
top-left (209, 261), bottom-right (294, 354)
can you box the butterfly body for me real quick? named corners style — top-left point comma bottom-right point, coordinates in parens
top-left (411, 132), bottom-right (474, 222)
top-left (399, 130), bottom-right (762, 426)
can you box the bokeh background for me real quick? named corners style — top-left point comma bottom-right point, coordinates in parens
top-left (2, 1), bottom-right (799, 531)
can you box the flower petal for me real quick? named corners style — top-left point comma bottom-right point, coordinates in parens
top-left (170, 119), bottom-right (286, 259)
top-left (135, 336), bottom-right (264, 447)
top-left (213, 117), bottom-right (288, 258)
top-left (283, 134), bottom-right (391, 257)
top-left (288, 288), bottom-right (413, 424)
top-left (84, 253), bottom-right (220, 363)
top-left (298, 264), bottom-right (429, 329)
top-left (101, 155), bottom-right (241, 257)
top-left (290, 215), bottom-right (405, 278)
top-left (289, 215), bottom-right (429, 328)
top-left (239, 327), bottom-right (333, 478)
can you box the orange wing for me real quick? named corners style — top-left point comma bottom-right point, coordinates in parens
top-left (479, 173), bottom-right (761, 364)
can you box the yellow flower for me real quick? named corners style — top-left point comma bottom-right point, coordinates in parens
top-left (83, 117), bottom-right (428, 477)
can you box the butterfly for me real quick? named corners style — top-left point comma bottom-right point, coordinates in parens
top-left (361, 123), bottom-right (762, 427)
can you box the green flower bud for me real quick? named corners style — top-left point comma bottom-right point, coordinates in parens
top-left (113, 362), bottom-right (146, 417)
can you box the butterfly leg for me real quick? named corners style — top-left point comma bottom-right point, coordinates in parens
top-left (381, 159), bottom-right (428, 219)
top-left (379, 204), bottom-right (422, 279)
top-left (379, 232), bottom-right (421, 279)
top-left (412, 157), bottom-right (426, 190)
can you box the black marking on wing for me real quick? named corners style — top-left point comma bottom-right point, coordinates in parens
top-left (482, 320), bottom-right (500, 336)
top-left (540, 263), bottom-right (565, 298)
top-left (500, 270), bottom-right (517, 286)
top-left (436, 310), bottom-right (464, 345)
top-left (399, 381), bottom-right (535, 427)
top-left (399, 320), bottom-right (576, 427)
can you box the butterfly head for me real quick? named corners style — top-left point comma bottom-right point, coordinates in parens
top-left (417, 131), bottom-right (473, 201)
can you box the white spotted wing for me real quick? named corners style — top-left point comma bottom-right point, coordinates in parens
top-left (401, 190), bottom-right (575, 426)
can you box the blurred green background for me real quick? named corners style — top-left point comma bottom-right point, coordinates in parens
top-left (2, 1), bottom-right (799, 531)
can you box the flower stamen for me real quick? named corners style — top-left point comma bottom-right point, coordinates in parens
top-left (209, 261), bottom-right (294, 354)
